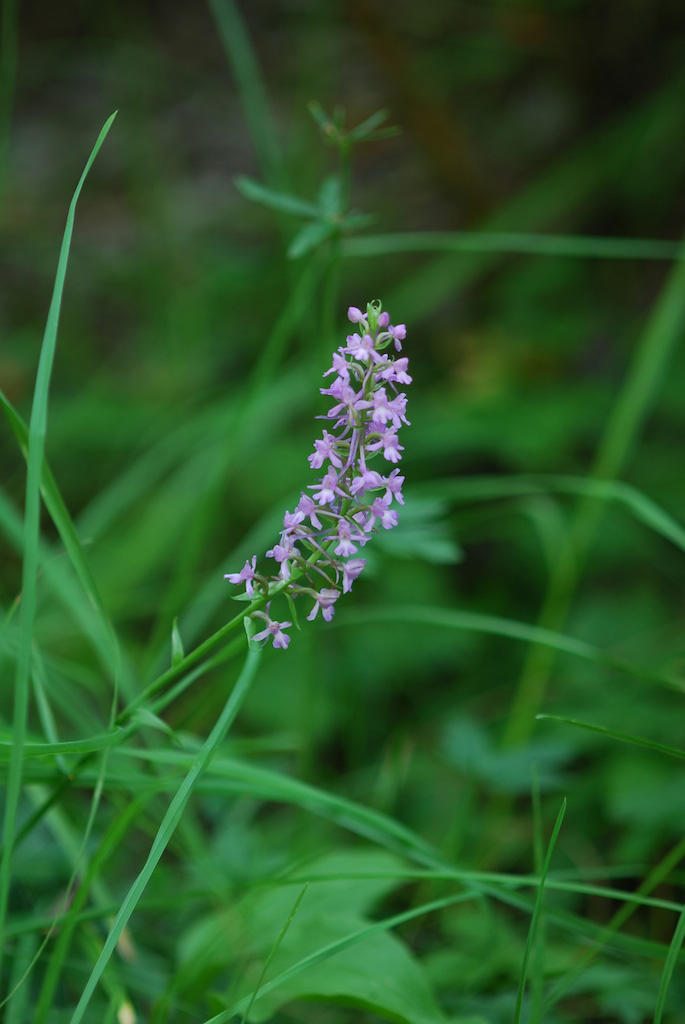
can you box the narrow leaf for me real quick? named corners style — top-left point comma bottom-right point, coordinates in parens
top-left (514, 800), bottom-right (566, 1024)
top-left (235, 175), bottom-right (318, 218)
top-left (67, 650), bottom-right (260, 1024)
top-left (0, 111), bottom-right (116, 982)
top-left (537, 714), bottom-right (685, 760)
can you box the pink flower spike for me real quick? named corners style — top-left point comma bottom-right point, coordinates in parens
top-left (349, 460), bottom-right (383, 496)
top-left (266, 537), bottom-right (296, 564)
top-left (345, 333), bottom-right (379, 363)
top-left (226, 299), bottom-right (410, 652)
top-left (366, 428), bottom-right (404, 463)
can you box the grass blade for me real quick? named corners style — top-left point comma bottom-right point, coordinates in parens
top-left (417, 474), bottom-right (685, 555)
top-left (240, 884), bottom-right (308, 1024)
top-left (537, 714), bottom-right (685, 761)
top-left (654, 904), bottom-right (685, 1024)
top-left (0, 730), bottom-right (127, 760)
top-left (207, 0), bottom-right (284, 188)
top-left (0, 111), bottom-right (116, 988)
top-left (67, 650), bottom-right (261, 1024)
top-left (338, 605), bottom-right (681, 691)
top-left (514, 799), bottom-right (566, 1024)
top-left (344, 231), bottom-right (685, 262)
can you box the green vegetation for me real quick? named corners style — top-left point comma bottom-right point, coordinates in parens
top-left (1, 2), bottom-right (685, 1021)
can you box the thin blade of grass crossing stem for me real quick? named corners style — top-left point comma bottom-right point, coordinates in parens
top-left (514, 800), bottom-right (566, 1024)
top-left (67, 650), bottom-right (261, 1024)
top-left (0, 111), bottom-right (116, 988)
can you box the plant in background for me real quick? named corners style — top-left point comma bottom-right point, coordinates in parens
top-left (225, 299), bottom-right (410, 648)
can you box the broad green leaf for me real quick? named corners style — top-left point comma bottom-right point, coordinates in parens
top-left (240, 921), bottom-right (446, 1024)
top-left (443, 716), bottom-right (574, 794)
top-left (338, 605), bottom-right (680, 691)
top-left (188, 852), bottom-right (451, 1024)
